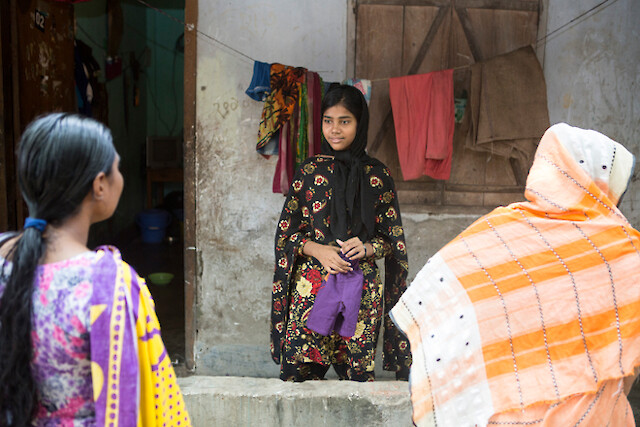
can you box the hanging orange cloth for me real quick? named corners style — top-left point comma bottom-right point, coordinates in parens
top-left (257, 64), bottom-right (306, 150)
top-left (389, 69), bottom-right (454, 180)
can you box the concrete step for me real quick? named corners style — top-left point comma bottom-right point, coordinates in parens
top-left (177, 376), bottom-right (413, 427)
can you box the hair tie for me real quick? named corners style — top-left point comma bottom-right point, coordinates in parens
top-left (24, 217), bottom-right (47, 232)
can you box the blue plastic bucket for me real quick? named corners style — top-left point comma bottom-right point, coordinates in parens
top-left (136, 209), bottom-right (171, 244)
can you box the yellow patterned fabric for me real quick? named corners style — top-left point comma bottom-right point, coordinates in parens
top-left (90, 247), bottom-right (191, 426)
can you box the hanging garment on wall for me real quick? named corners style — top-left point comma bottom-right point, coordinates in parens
top-left (74, 41), bottom-right (94, 117)
top-left (294, 70), bottom-right (324, 167)
top-left (245, 60), bottom-right (271, 101)
top-left (306, 71), bottom-right (323, 158)
top-left (389, 69), bottom-right (454, 180)
top-left (257, 132), bottom-right (280, 157)
top-left (296, 77), bottom-right (310, 167)
top-left (257, 64), bottom-right (307, 150)
top-left (323, 81), bottom-right (336, 94)
top-left (273, 121), bottom-right (292, 194)
top-left (342, 78), bottom-right (372, 105)
top-left (463, 45), bottom-right (549, 162)
top-left (251, 66), bottom-right (323, 194)
top-left (74, 39), bottom-right (109, 124)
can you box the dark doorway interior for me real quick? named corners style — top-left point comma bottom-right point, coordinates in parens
top-left (74, 0), bottom-right (187, 368)
top-left (0, 0), bottom-right (187, 368)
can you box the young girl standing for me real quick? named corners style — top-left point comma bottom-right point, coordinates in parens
top-left (271, 85), bottom-right (411, 381)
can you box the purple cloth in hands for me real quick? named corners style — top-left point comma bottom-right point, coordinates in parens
top-left (306, 255), bottom-right (364, 337)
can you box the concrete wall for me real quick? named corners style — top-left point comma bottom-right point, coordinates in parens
top-left (193, 0), bottom-right (640, 376)
top-left (178, 376), bottom-right (412, 426)
top-left (194, 0), bottom-right (351, 377)
top-left (542, 0), bottom-right (640, 226)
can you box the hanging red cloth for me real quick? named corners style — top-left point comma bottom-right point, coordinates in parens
top-left (389, 69), bottom-right (454, 180)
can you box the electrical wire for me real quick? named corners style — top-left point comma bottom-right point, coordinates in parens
top-left (134, 0), bottom-right (622, 71)
top-left (97, 0), bottom-right (622, 83)
top-left (537, 0), bottom-right (619, 45)
top-left (134, 0), bottom-right (256, 63)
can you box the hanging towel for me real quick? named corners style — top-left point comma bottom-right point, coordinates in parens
top-left (389, 69), bottom-right (455, 180)
top-left (257, 64), bottom-right (306, 150)
top-left (296, 77), bottom-right (309, 167)
top-left (464, 45), bottom-right (549, 162)
top-left (273, 117), bottom-right (296, 194)
top-left (306, 71), bottom-right (323, 157)
top-left (245, 60), bottom-right (271, 102)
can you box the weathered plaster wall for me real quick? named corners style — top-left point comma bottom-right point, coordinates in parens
top-left (194, 0), bottom-right (640, 377)
top-left (543, 0), bottom-right (640, 226)
top-left (194, 0), bottom-right (350, 376)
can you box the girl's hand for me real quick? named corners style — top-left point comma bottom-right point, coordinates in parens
top-left (336, 238), bottom-right (372, 260)
top-left (303, 241), bottom-right (352, 274)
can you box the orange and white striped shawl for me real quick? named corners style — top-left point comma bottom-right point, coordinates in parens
top-left (391, 123), bottom-right (640, 426)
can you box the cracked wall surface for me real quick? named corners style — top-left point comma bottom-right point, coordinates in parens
top-left (193, 0), bottom-right (640, 376)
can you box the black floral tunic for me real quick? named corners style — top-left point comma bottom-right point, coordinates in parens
top-left (271, 155), bottom-right (411, 380)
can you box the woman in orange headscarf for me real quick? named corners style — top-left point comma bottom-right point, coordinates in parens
top-left (392, 123), bottom-right (640, 426)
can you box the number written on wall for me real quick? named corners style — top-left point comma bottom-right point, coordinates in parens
top-left (34, 9), bottom-right (47, 32)
top-left (212, 97), bottom-right (251, 120)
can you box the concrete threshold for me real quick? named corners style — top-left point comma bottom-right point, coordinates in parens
top-left (177, 376), bottom-right (413, 427)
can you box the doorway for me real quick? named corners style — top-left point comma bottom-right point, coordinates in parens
top-left (74, 0), bottom-right (188, 367)
top-left (0, 0), bottom-right (190, 369)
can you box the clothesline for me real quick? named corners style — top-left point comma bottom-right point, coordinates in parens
top-left (134, 0), bottom-right (617, 73)
top-left (366, 63), bottom-right (472, 83)
top-left (252, 45), bottom-right (548, 194)
top-left (537, 0), bottom-right (618, 44)
top-left (134, 0), bottom-right (256, 63)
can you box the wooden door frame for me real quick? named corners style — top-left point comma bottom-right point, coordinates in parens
top-left (0, 0), bottom-right (24, 232)
top-left (0, 1), bottom-right (8, 232)
top-left (183, 0), bottom-right (197, 371)
top-left (0, 0), bottom-right (199, 368)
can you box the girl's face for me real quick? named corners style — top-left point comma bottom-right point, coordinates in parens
top-left (322, 104), bottom-right (357, 151)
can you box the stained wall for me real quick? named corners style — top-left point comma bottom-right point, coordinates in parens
top-left (543, 0), bottom-right (640, 224)
top-left (193, 0), bottom-right (640, 376)
top-left (194, 0), bottom-right (350, 376)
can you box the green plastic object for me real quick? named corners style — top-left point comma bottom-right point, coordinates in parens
top-left (148, 272), bottom-right (174, 286)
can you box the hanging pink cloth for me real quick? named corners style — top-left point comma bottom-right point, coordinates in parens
top-left (306, 71), bottom-right (323, 157)
top-left (389, 69), bottom-right (454, 180)
top-left (273, 121), bottom-right (295, 194)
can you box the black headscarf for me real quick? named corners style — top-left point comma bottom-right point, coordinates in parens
top-left (321, 85), bottom-right (380, 242)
